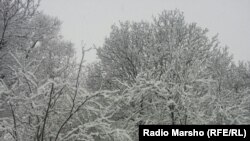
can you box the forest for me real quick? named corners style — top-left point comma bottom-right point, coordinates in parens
top-left (0, 0), bottom-right (250, 141)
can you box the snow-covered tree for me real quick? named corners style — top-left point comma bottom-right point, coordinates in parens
top-left (0, 1), bottom-right (130, 140)
top-left (94, 9), bottom-right (250, 140)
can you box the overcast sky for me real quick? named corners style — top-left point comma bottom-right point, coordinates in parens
top-left (40, 0), bottom-right (250, 62)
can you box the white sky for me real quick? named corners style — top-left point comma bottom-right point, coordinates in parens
top-left (40, 0), bottom-right (250, 62)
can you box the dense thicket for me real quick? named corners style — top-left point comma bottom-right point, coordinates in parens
top-left (0, 1), bottom-right (249, 140)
